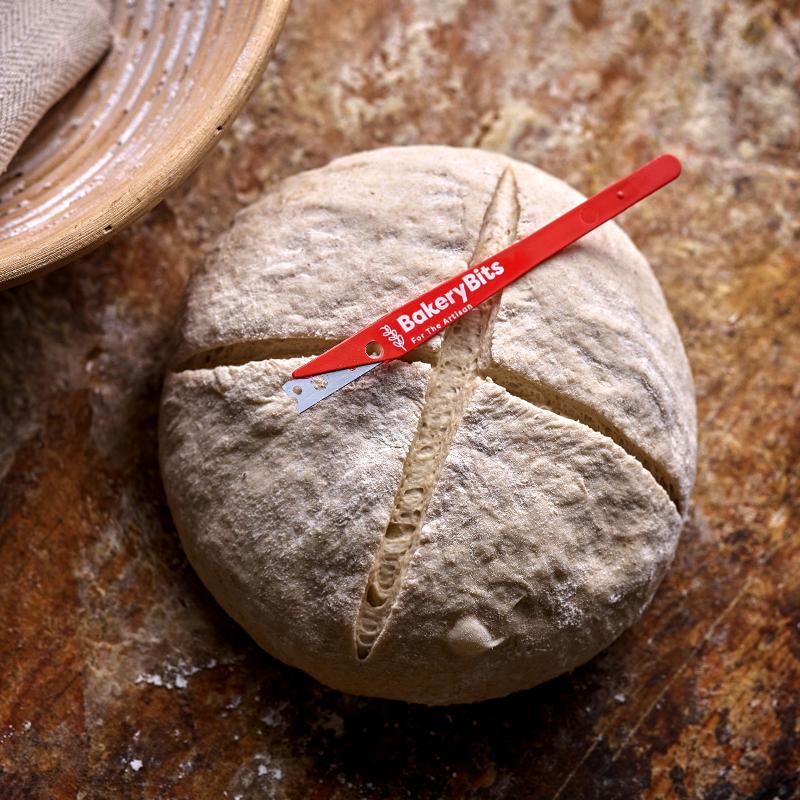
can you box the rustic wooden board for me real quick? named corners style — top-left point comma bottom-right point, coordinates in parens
top-left (1, 1), bottom-right (798, 798)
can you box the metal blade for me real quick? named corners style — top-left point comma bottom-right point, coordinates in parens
top-left (282, 363), bottom-right (379, 412)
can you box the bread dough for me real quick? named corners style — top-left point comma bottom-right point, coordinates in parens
top-left (159, 146), bottom-right (696, 704)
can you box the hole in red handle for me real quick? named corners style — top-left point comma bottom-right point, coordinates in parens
top-left (365, 341), bottom-right (383, 359)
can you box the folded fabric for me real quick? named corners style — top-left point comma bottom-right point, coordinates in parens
top-left (0, 0), bottom-right (111, 175)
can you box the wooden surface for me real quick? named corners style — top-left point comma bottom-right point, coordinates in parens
top-left (1, 1), bottom-right (798, 797)
top-left (0, 0), bottom-right (290, 288)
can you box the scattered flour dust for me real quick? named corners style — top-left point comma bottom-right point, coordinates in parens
top-left (134, 658), bottom-right (218, 691)
top-left (0, 720), bottom-right (33, 742)
top-left (225, 753), bottom-right (284, 798)
top-left (260, 700), bottom-right (288, 728)
top-left (257, 761), bottom-right (283, 781)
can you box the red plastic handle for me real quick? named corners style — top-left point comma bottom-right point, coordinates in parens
top-left (293, 154), bottom-right (681, 378)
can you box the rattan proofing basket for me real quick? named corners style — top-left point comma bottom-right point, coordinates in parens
top-left (0, 0), bottom-right (290, 288)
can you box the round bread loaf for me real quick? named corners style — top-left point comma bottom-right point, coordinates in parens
top-left (159, 146), bottom-right (696, 705)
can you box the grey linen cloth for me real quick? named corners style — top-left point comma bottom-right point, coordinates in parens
top-left (0, 0), bottom-right (111, 175)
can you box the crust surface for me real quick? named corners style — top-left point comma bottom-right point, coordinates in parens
top-left (160, 146), bottom-right (696, 704)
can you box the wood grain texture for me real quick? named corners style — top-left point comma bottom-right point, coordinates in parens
top-left (0, 0), bottom-right (798, 797)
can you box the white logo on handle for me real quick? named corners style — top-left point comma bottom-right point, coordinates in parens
top-left (395, 261), bottom-right (505, 333)
top-left (380, 323), bottom-right (406, 351)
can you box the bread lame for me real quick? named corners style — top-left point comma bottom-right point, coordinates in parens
top-left (283, 154), bottom-right (681, 412)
